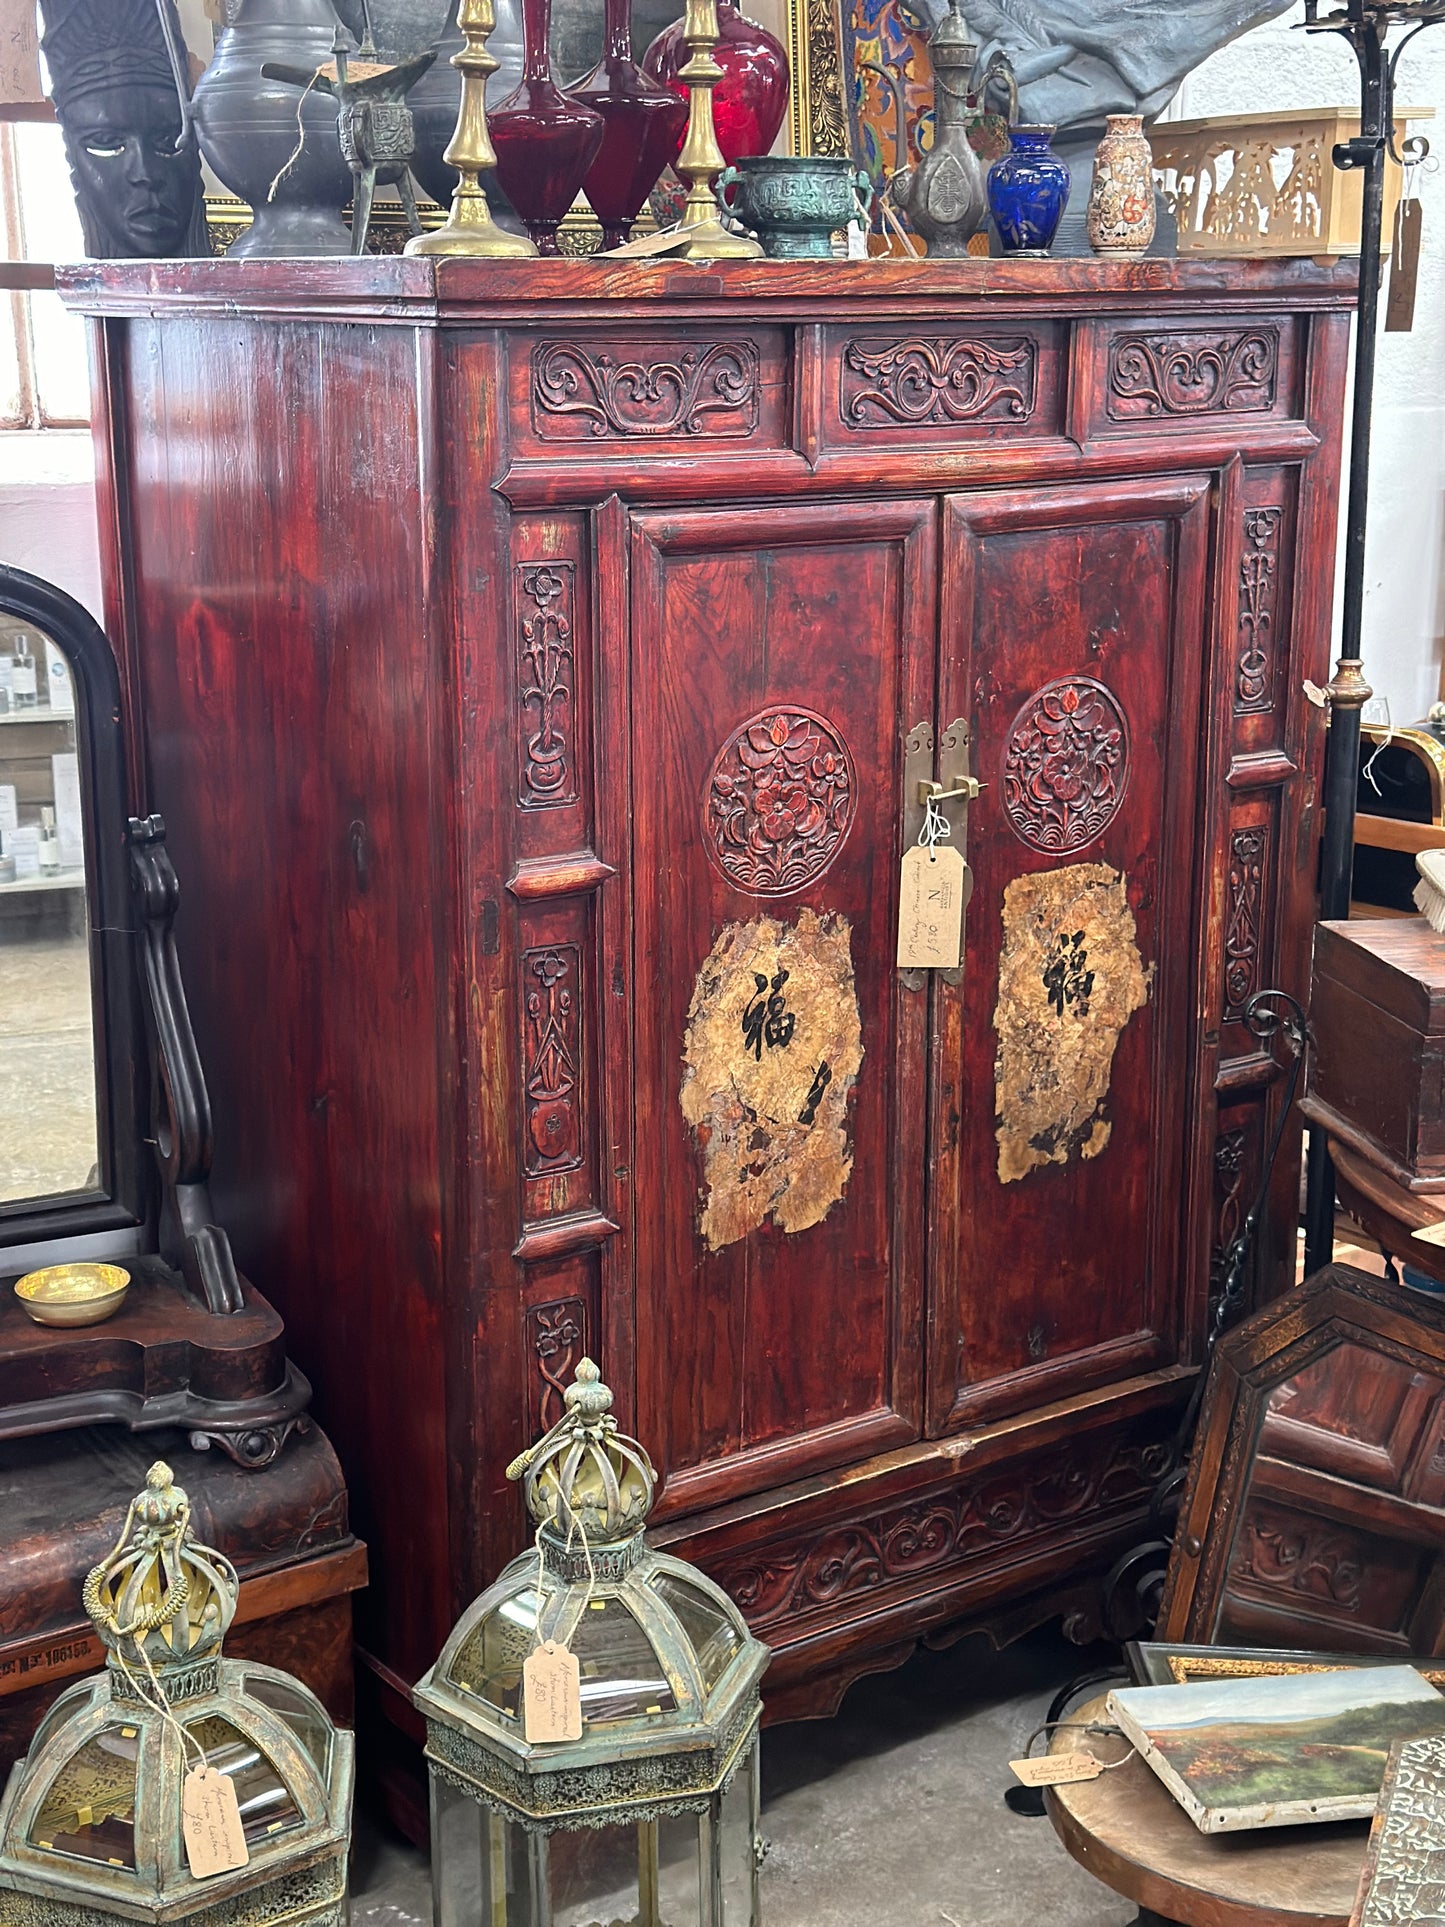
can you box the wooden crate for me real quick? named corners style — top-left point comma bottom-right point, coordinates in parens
top-left (1152, 108), bottom-right (1434, 257)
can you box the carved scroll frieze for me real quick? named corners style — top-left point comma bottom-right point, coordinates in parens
top-left (842, 335), bottom-right (1036, 428)
top-left (1224, 825), bottom-right (1268, 1019)
top-left (527, 1297), bottom-right (587, 1430)
top-left (518, 562), bottom-right (577, 807)
top-left (1237, 507), bottom-right (1283, 713)
top-left (1230, 1503), bottom-right (1365, 1613)
top-left (1002, 676), bottom-right (1129, 856)
top-left (532, 340), bottom-right (760, 440)
top-left (1107, 328), bottom-right (1278, 420)
top-left (705, 707), bottom-right (856, 896)
top-left (704, 1432), bottom-right (1170, 1631)
top-left (523, 945), bottom-right (583, 1175)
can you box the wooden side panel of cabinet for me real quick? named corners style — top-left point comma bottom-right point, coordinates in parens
top-left (626, 501), bottom-right (935, 1518)
top-left (929, 478), bottom-right (1213, 1432)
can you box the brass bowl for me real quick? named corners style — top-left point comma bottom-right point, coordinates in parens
top-left (14, 1263), bottom-right (131, 1327)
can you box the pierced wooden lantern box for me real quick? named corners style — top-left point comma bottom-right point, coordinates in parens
top-left (1303, 918), bottom-right (1445, 1192)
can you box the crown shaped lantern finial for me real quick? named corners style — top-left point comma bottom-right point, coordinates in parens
top-left (506, 1360), bottom-right (656, 1548)
top-left (81, 1461), bottom-right (240, 1674)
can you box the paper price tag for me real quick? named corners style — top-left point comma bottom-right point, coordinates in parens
top-left (1387, 197), bottom-right (1423, 335)
top-left (523, 1640), bottom-right (583, 1743)
top-left (1009, 1751), bottom-right (1105, 1788)
top-left (183, 1766), bottom-right (249, 1879)
top-left (1412, 1217), bottom-right (1445, 1250)
top-left (897, 845), bottom-right (970, 971)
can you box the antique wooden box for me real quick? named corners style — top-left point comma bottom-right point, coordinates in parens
top-left (59, 255), bottom-right (1353, 1823)
top-left (1304, 918), bottom-right (1445, 1192)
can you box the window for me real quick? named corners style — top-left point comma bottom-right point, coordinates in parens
top-left (1, 119), bottom-right (90, 429)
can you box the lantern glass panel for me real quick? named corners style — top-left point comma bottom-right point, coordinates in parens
top-left (186, 1715), bottom-right (302, 1844)
top-left (648, 1573), bottom-right (743, 1692)
top-left (717, 1745), bottom-right (761, 1927)
top-left (28, 1726), bottom-right (139, 1869)
top-left (27, 1680), bottom-right (94, 1762)
top-left (569, 1598), bottom-right (677, 1724)
top-left (447, 1585), bottom-right (544, 1718)
top-left (243, 1671), bottom-right (335, 1779)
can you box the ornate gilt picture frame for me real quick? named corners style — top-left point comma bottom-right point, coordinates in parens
top-left (787, 0), bottom-right (847, 156)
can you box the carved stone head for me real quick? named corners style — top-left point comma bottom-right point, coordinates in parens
top-left (40, 0), bottom-right (209, 258)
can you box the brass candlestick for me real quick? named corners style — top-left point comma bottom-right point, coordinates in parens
top-left (675, 0), bottom-right (763, 260)
top-left (406, 0), bottom-right (535, 257)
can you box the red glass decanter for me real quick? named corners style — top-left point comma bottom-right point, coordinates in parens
top-left (568, 0), bottom-right (689, 249)
top-left (490, 0), bottom-right (605, 255)
top-left (641, 0), bottom-right (791, 169)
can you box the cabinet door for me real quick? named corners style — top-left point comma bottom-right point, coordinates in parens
top-left (628, 501), bottom-right (935, 1519)
top-left (930, 478), bottom-right (1213, 1432)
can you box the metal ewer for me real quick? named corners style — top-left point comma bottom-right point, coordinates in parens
top-left (1301, 0), bottom-right (1444, 1274)
top-left (0, 1461), bottom-right (353, 1927)
top-left (415, 1359), bottom-right (770, 1927)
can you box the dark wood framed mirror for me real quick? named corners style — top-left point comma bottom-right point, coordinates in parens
top-left (1158, 1264), bottom-right (1445, 1657)
top-left (0, 567), bottom-right (144, 1249)
top-left (0, 565), bottom-right (309, 1466)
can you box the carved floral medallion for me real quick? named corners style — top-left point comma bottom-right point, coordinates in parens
top-left (704, 707), bottom-right (856, 896)
top-left (1002, 676), bottom-right (1129, 856)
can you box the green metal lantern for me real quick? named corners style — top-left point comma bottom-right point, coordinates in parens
top-left (0, 1461), bottom-right (352, 1927)
top-left (416, 1360), bottom-right (768, 1927)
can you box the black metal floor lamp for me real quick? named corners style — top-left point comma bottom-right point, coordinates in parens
top-left (1301, 0), bottom-right (1443, 1277)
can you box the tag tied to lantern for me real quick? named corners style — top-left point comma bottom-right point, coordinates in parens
top-left (523, 1639), bottom-right (583, 1743)
top-left (1009, 1750), bottom-right (1105, 1788)
top-left (182, 1764), bottom-right (249, 1879)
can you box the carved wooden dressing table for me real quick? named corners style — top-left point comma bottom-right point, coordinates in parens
top-left (61, 256), bottom-right (1353, 1815)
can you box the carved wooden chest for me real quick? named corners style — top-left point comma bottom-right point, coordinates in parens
top-left (1305, 917), bottom-right (1445, 1191)
top-left (61, 256), bottom-right (1352, 1814)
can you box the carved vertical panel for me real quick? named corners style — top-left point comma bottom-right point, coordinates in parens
top-left (518, 562), bottom-right (578, 808)
top-left (1210, 1127), bottom-right (1248, 1300)
top-left (1236, 508), bottom-right (1282, 714)
top-left (527, 1296), bottom-right (588, 1430)
top-left (1224, 826), bottom-right (1268, 1021)
top-left (523, 944), bottom-right (583, 1174)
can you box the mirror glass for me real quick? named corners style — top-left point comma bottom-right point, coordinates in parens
top-left (0, 614), bottom-right (99, 1206)
top-left (1214, 1337), bottom-right (1445, 1651)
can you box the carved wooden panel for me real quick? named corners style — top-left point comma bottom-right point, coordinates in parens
top-left (1107, 328), bottom-right (1279, 421)
top-left (703, 707), bottom-right (856, 896)
top-left (840, 335), bottom-right (1036, 428)
top-left (1000, 676), bottom-right (1130, 856)
top-left (526, 1296), bottom-right (588, 1431)
top-left (517, 561), bottom-right (577, 808)
top-left (1236, 507), bottom-right (1283, 714)
top-left (1224, 824), bottom-right (1269, 1020)
top-left (701, 1430), bottom-right (1169, 1633)
top-left (531, 339), bottom-right (761, 441)
top-left (522, 944), bottom-right (583, 1175)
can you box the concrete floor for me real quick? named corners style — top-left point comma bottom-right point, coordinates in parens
top-left (349, 1628), bottom-right (1137, 1927)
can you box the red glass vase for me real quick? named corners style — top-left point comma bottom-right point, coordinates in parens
top-left (641, 0), bottom-right (791, 170)
top-left (568, 0), bottom-right (689, 249)
top-left (491, 0), bottom-right (605, 255)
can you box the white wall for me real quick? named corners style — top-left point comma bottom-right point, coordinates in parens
top-left (1175, 4), bottom-right (1445, 723)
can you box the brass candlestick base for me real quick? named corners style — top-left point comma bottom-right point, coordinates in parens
top-left (406, 0), bottom-right (535, 258)
top-left (675, 0), bottom-right (763, 261)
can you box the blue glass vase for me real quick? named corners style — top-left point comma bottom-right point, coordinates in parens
top-left (988, 124), bottom-right (1071, 258)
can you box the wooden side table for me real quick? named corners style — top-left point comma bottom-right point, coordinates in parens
top-left (1044, 1696), bottom-right (1368, 1927)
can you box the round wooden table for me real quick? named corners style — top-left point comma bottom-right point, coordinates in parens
top-left (1044, 1696), bottom-right (1369, 1927)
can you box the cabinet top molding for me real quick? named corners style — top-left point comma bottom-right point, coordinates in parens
top-left (56, 256), bottom-right (1358, 327)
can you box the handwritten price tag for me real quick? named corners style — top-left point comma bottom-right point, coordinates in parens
top-left (1009, 1751), bottom-right (1105, 1788)
top-left (183, 1766), bottom-right (249, 1878)
top-left (897, 845), bottom-right (970, 971)
top-left (523, 1640), bottom-right (583, 1743)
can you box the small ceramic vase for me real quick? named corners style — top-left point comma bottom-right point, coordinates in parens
top-left (568, 0), bottom-right (688, 249)
top-left (192, 0), bottom-right (355, 257)
top-left (1085, 113), bottom-right (1156, 260)
top-left (717, 155), bottom-right (871, 259)
top-left (642, 0), bottom-right (790, 170)
top-left (491, 0), bottom-right (605, 254)
top-left (988, 124), bottom-right (1070, 257)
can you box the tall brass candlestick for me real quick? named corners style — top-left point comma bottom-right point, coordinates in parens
top-left (675, 0), bottom-right (763, 260)
top-left (406, 0), bottom-right (536, 257)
